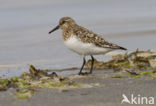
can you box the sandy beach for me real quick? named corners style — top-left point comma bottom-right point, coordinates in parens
top-left (1, 70), bottom-right (156, 106)
top-left (0, 0), bottom-right (156, 106)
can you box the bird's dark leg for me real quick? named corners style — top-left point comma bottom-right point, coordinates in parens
top-left (78, 57), bottom-right (86, 75)
top-left (89, 55), bottom-right (94, 74)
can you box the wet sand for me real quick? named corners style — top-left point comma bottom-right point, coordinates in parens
top-left (0, 70), bottom-right (156, 106)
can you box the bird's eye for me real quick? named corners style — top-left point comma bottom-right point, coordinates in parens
top-left (62, 21), bottom-right (66, 24)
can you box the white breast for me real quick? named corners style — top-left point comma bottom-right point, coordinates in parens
top-left (64, 36), bottom-right (112, 56)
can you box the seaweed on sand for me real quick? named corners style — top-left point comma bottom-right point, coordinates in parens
top-left (0, 65), bottom-right (87, 99)
top-left (85, 49), bottom-right (156, 71)
top-left (85, 49), bottom-right (156, 79)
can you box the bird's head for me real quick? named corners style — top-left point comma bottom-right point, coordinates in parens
top-left (49, 17), bottom-right (76, 34)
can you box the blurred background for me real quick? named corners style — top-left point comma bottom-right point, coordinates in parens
top-left (0, 0), bottom-right (156, 77)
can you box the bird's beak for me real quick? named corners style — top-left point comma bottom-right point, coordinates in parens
top-left (49, 25), bottom-right (60, 34)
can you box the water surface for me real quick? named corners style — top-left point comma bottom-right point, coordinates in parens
top-left (0, 0), bottom-right (156, 77)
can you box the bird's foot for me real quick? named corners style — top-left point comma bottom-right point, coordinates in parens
top-left (78, 72), bottom-right (91, 75)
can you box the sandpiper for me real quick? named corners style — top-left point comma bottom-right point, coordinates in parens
top-left (49, 17), bottom-right (127, 75)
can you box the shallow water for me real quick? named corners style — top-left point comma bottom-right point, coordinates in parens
top-left (0, 0), bottom-right (156, 77)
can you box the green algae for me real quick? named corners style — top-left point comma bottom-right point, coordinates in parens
top-left (125, 71), bottom-right (156, 79)
top-left (139, 71), bottom-right (156, 79)
top-left (15, 89), bottom-right (34, 99)
top-left (111, 71), bottom-right (156, 80)
top-left (130, 75), bottom-right (140, 78)
top-left (0, 65), bottom-right (88, 99)
top-left (85, 49), bottom-right (156, 71)
top-left (111, 70), bottom-right (156, 79)
top-left (1, 49), bottom-right (156, 99)
top-left (0, 79), bottom-right (9, 91)
top-left (85, 49), bottom-right (156, 79)
top-left (111, 71), bottom-right (130, 78)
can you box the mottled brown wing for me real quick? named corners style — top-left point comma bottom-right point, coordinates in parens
top-left (74, 26), bottom-right (127, 50)
top-left (93, 34), bottom-right (125, 50)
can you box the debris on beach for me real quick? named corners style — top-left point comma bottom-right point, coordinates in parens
top-left (1, 49), bottom-right (156, 99)
top-left (0, 65), bottom-right (90, 99)
top-left (85, 49), bottom-right (156, 71)
top-left (111, 70), bottom-right (156, 79)
top-left (85, 49), bottom-right (156, 79)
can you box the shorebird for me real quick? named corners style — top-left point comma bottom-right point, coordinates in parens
top-left (49, 17), bottom-right (127, 75)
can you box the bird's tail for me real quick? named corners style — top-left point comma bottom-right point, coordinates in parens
top-left (119, 46), bottom-right (127, 50)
